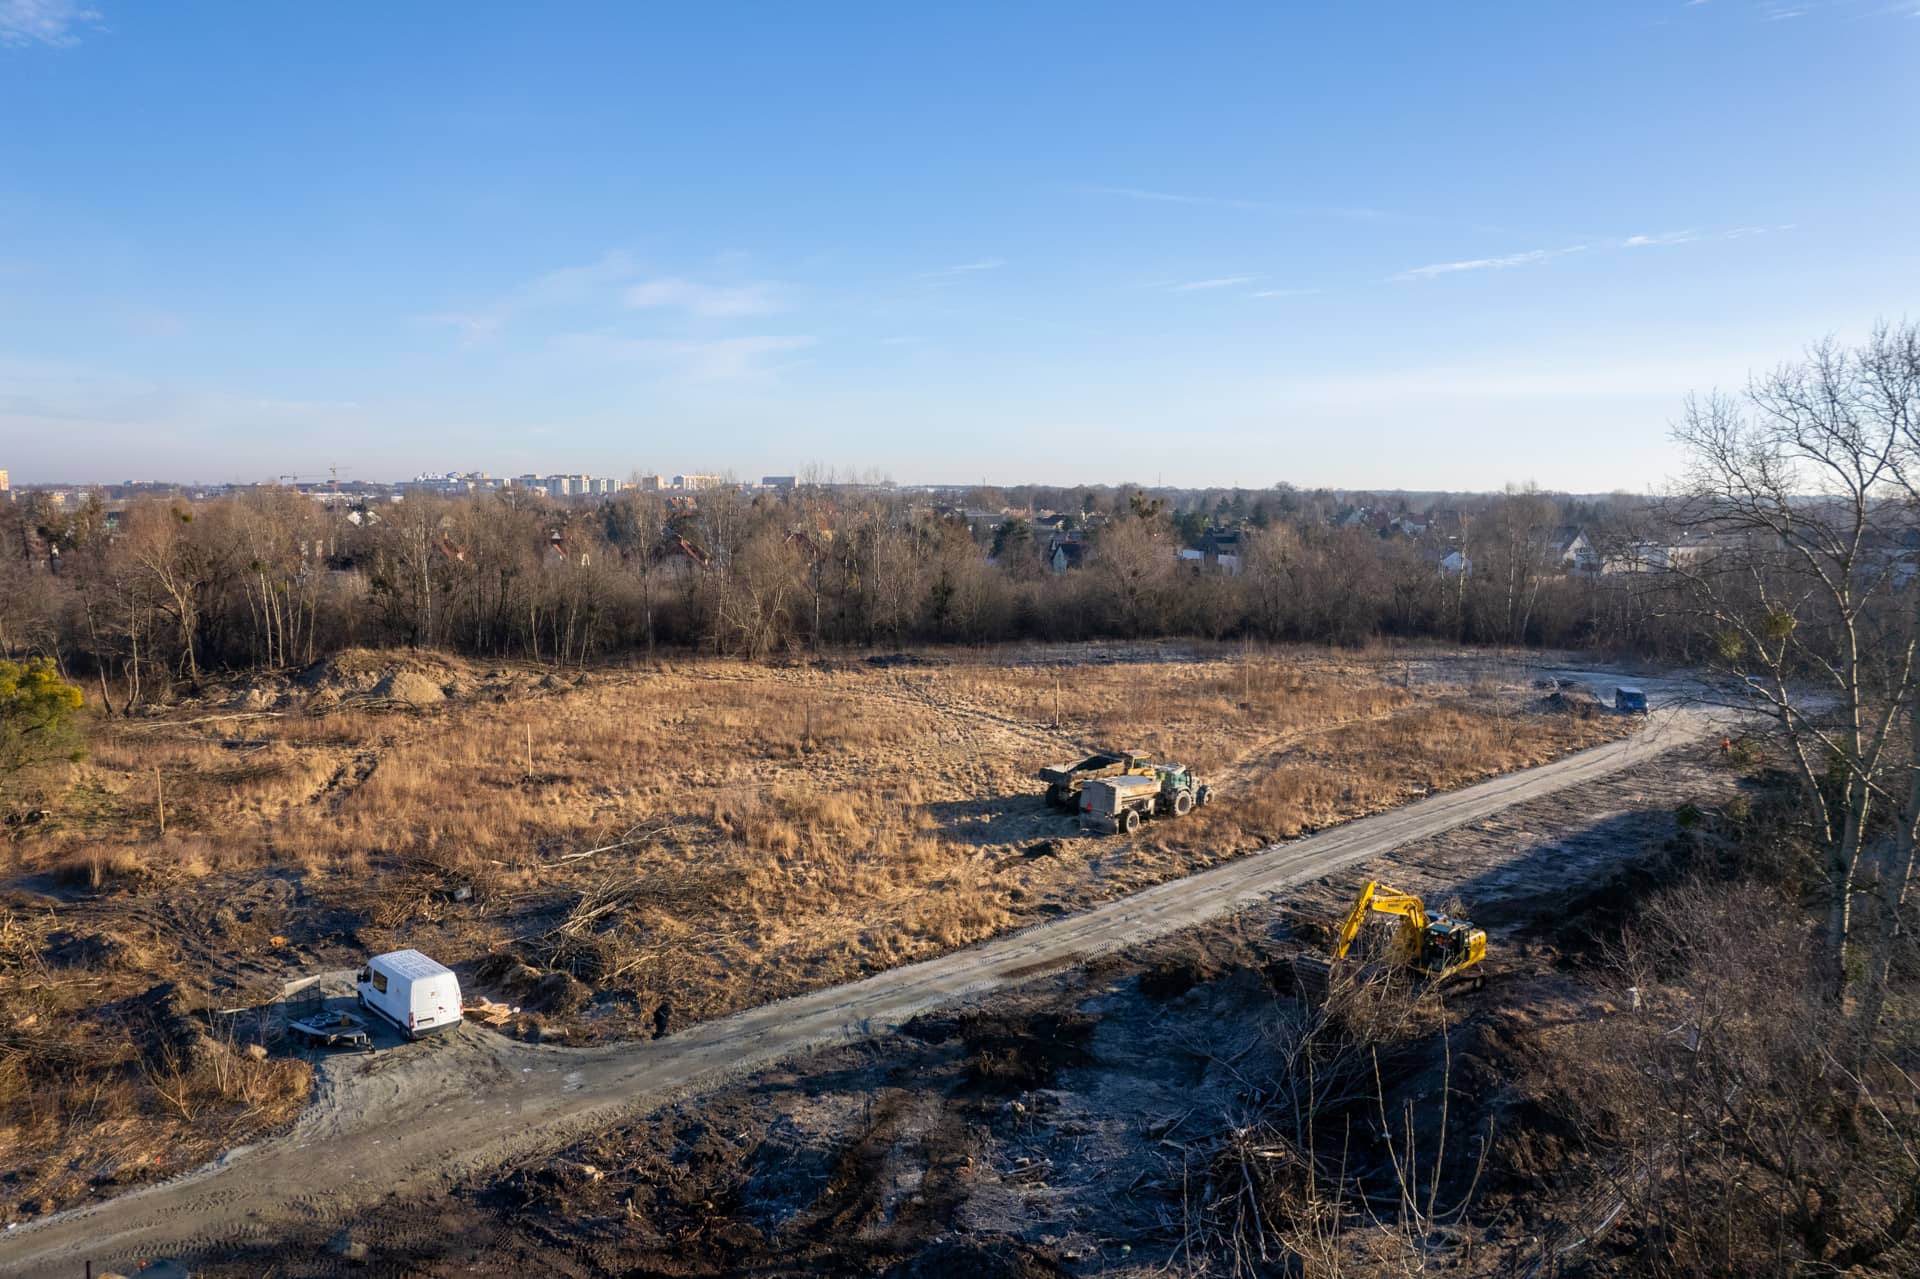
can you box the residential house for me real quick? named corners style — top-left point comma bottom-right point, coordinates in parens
top-left (1048, 534), bottom-right (1087, 574)
top-left (544, 531), bottom-right (590, 568)
top-left (1547, 526), bottom-right (1601, 575)
top-left (653, 528), bottom-right (712, 577)
top-left (1200, 527), bottom-right (1243, 575)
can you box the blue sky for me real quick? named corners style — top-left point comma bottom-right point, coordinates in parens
top-left (2, 1), bottom-right (1916, 490)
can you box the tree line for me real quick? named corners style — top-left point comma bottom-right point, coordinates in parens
top-left (0, 475), bottom-right (1697, 704)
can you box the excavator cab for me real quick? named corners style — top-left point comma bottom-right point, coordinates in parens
top-left (1416, 913), bottom-right (1486, 978)
top-left (1331, 880), bottom-right (1486, 983)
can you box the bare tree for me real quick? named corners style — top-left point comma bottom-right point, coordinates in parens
top-left (1661, 321), bottom-right (1920, 1031)
top-left (1243, 524), bottom-right (1302, 640)
top-left (1092, 512), bottom-right (1175, 637)
top-left (1557, 880), bottom-right (1920, 1276)
top-left (124, 500), bottom-right (235, 686)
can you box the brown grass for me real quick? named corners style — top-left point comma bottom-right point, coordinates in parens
top-left (0, 644), bottom-right (1627, 1213)
top-left (0, 906), bottom-right (310, 1217)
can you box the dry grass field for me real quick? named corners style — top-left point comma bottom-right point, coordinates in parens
top-left (0, 643), bottom-right (1627, 1216)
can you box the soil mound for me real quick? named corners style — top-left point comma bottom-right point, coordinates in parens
top-left (473, 954), bottom-right (592, 1015)
top-left (372, 669), bottom-right (446, 706)
top-left (1543, 687), bottom-right (1603, 717)
top-left (116, 980), bottom-right (224, 1070)
top-left (43, 928), bottom-right (139, 971)
top-left (288, 649), bottom-right (472, 709)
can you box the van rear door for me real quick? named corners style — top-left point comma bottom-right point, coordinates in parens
top-left (410, 974), bottom-right (462, 1033)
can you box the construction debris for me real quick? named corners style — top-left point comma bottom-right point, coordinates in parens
top-left (465, 997), bottom-right (519, 1026)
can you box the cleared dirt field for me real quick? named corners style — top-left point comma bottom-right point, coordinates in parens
top-left (137, 738), bottom-right (1746, 1279)
top-left (0, 643), bottom-right (1628, 1220)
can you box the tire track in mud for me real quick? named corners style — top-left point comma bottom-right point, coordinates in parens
top-left (0, 701), bottom-right (1718, 1277)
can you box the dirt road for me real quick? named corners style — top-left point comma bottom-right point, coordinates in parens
top-left (0, 697), bottom-right (1711, 1276)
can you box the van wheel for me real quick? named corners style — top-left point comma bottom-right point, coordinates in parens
top-left (1046, 785), bottom-right (1066, 808)
top-left (1121, 809), bottom-right (1141, 835)
top-left (1173, 791), bottom-right (1193, 816)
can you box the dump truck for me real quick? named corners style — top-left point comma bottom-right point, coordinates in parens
top-left (1077, 764), bottom-right (1210, 834)
top-left (1037, 749), bottom-right (1154, 808)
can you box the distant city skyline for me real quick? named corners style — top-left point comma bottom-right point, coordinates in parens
top-left (0, 462), bottom-right (1639, 500)
top-left (2, 3), bottom-right (1916, 490)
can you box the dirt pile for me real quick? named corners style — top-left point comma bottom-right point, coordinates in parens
top-left (203, 648), bottom-right (575, 713)
top-left (1543, 686), bottom-right (1604, 717)
top-left (370, 669), bottom-right (445, 707)
top-left (296, 650), bottom-right (460, 710)
top-left (121, 980), bottom-right (224, 1070)
top-left (41, 928), bottom-right (139, 971)
top-left (472, 953), bottom-right (591, 1017)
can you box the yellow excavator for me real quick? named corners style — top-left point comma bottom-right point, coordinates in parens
top-left (1331, 880), bottom-right (1487, 983)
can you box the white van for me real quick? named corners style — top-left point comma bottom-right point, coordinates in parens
top-left (356, 949), bottom-right (463, 1038)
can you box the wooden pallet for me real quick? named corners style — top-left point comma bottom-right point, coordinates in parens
top-left (464, 998), bottom-right (518, 1026)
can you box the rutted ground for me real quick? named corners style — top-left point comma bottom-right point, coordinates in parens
top-left (0, 698), bottom-right (1714, 1275)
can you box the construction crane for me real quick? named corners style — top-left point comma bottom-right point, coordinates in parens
top-left (1331, 880), bottom-right (1486, 983)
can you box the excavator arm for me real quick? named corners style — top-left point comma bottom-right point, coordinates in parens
top-left (1331, 881), bottom-right (1377, 960)
top-left (1330, 880), bottom-right (1430, 963)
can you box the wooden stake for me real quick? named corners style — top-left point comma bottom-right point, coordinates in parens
top-left (155, 768), bottom-right (165, 836)
top-left (525, 724), bottom-right (534, 781)
top-left (1053, 674), bottom-right (1061, 727)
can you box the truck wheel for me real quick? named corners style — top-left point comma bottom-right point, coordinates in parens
top-left (1121, 809), bottom-right (1141, 835)
top-left (1173, 791), bottom-right (1193, 816)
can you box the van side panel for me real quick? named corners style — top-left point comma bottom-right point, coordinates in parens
top-left (356, 961), bottom-right (408, 1034)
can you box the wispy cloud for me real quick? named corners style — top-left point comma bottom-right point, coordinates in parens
top-left (1736, 1), bottom-right (1920, 20)
top-left (1249, 288), bottom-right (1321, 299)
top-left (1623, 230), bottom-right (1700, 247)
top-left (552, 333), bottom-right (817, 381)
top-left (1396, 245), bottom-right (1587, 280)
top-left (426, 250), bottom-right (638, 343)
top-left (1173, 275), bottom-right (1259, 292)
top-left (624, 277), bottom-right (780, 318)
top-left (1082, 184), bottom-right (1401, 224)
top-left (1398, 224), bottom-right (1782, 283)
top-left (427, 253), bottom-right (785, 342)
top-left (0, 0), bottom-right (101, 47)
top-left (1085, 185), bottom-right (1264, 211)
top-left (915, 259), bottom-right (1005, 281)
